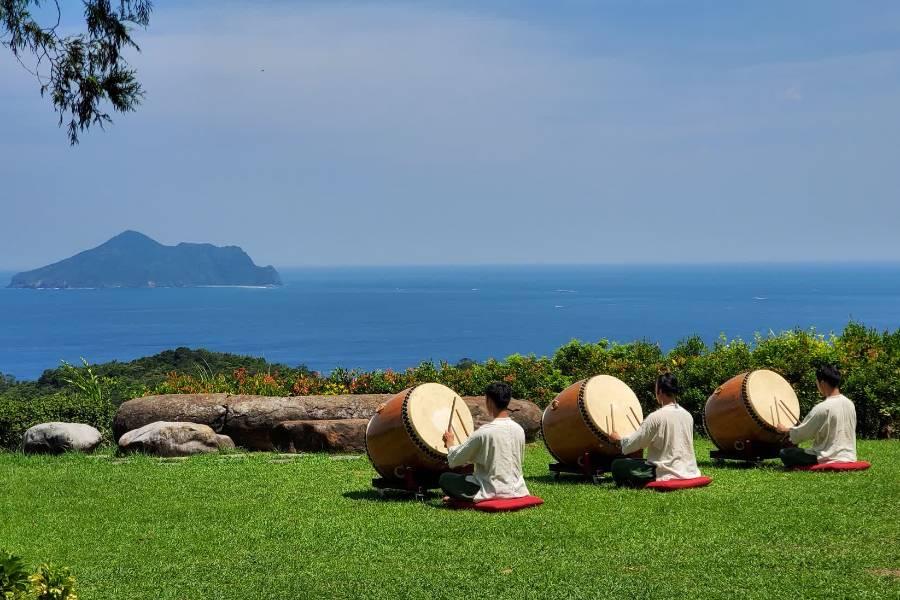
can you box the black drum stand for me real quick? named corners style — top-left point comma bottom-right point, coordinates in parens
top-left (709, 442), bottom-right (782, 466)
top-left (372, 468), bottom-right (440, 501)
top-left (549, 451), bottom-right (624, 484)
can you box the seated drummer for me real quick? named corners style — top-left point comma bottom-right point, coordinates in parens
top-left (776, 364), bottom-right (857, 467)
top-left (440, 382), bottom-right (529, 502)
top-left (608, 373), bottom-right (702, 487)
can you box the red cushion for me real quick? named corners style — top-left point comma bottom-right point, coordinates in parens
top-left (645, 476), bottom-right (712, 491)
top-left (445, 495), bottom-right (544, 512)
top-left (792, 460), bottom-right (871, 472)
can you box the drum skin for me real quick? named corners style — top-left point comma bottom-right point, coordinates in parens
top-left (542, 379), bottom-right (622, 466)
top-left (365, 387), bottom-right (450, 480)
top-left (704, 371), bottom-right (789, 457)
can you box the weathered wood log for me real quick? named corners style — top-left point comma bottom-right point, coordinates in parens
top-left (113, 394), bottom-right (229, 441)
top-left (224, 394), bottom-right (387, 449)
top-left (272, 419), bottom-right (368, 453)
top-left (113, 392), bottom-right (544, 451)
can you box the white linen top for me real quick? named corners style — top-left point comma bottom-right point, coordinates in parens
top-left (789, 394), bottom-right (857, 463)
top-left (620, 403), bottom-right (701, 481)
top-left (447, 417), bottom-right (529, 502)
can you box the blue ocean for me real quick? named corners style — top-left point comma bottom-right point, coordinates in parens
top-left (2, 264), bottom-right (899, 380)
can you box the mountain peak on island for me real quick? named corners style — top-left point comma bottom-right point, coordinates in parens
top-left (8, 231), bottom-right (281, 289)
top-left (106, 230), bottom-right (160, 245)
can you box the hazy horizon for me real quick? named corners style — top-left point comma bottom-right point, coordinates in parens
top-left (2, 1), bottom-right (899, 268)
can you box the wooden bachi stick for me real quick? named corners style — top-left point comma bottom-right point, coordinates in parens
top-left (778, 398), bottom-right (798, 423)
top-left (629, 406), bottom-right (642, 426)
top-left (446, 396), bottom-right (459, 446)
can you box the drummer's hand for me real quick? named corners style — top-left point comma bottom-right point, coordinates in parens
top-left (775, 424), bottom-right (791, 434)
top-left (608, 430), bottom-right (622, 443)
top-left (443, 429), bottom-right (456, 447)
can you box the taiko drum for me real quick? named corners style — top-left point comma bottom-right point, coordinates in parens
top-left (542, 375), bottom-right (644, 466)
top-left (365, 382), bottom-right (475, 480)
top-left (704, 369), bottom-right (800, 458)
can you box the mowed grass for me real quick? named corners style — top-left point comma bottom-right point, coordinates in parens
top-left (1, 440), bottom-right (898, 599)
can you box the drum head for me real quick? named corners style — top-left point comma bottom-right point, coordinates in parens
top-left (581, 375), bottom-right (643, 437)
top-left (406, 383), bottom-right (474, 455)
top-left (745, 370), bottom-right (800, 428)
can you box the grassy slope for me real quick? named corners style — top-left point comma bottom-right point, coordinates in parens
top-left (1, 440), bottom-right (898, 600)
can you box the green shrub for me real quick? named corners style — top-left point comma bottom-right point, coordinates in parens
top-left (0, 552), bottom-right (78, 600)
top-left (0, 550), bottom-right (29, 600)
top-left (0, 391), bottom-right (116, 450)
top-left (0, 322), bottom-right (897, 447)
top-left (29, 564), bottom-right (78, 600)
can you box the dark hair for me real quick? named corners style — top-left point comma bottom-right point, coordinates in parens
top-left (656, 372), bottom-right (679, 396)
top-left (484, 382), bottom-right (512, 409)
top-left (815, 364), bottom-right (842, 388)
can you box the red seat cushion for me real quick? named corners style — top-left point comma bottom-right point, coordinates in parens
top-left (445, 495), bottom-right (544, 512)
top-left (792, 460), bottom-right (871, 472)
top-left (645, 476), bottom-right (712, 491)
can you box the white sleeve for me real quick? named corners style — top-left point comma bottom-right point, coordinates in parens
top-left (446, 432), bottom-right (483, 468)
top-left (789, 404), bottom-right (826, 445)
top-left (621, 415), bottom-right (655, 455)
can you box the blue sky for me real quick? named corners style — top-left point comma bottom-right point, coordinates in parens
top-left (1, 1), bottom-right (899, 268)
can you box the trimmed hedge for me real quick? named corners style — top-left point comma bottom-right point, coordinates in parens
top-left (0, 322), bottom-right (897, 449)
top-left (150, 322), bottom-right (898, 439)
top-left (0, 392), bottom-right (116, 450)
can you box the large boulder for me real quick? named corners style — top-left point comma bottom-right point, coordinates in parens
top-left (23, 422), bottom-right (102, 454)
top-left (113, 394), bottom-right (229, 440)
top-left (462, 397), bottom-right (542, 442)
top-left (224, 394), bottom-right (387, 450)
top-left (118, 421), bottom-right (235, 457)
top-left (273, 419), bottom-right (368, 453)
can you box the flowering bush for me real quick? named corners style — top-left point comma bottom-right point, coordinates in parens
top-left (0, 552), bottom-right (77, 600)
top-left (1, 322), bottom-right (896, 446)
top-left (143, 322), bottom-right (899, 438)
top-left (29, 564), bottom-right (77, 600)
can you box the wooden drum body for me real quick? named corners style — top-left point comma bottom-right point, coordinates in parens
top-left (365, 383), bottom-right (474, 481)
top-left (542, 375), bottom-right (644, 466)
top-left (704, 369), bottom-right (800, 459)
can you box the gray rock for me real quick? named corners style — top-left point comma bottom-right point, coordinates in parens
top-left (118, 421), bottom-right (235, 457)
top-left (23, 422), bottom-right (102, 454)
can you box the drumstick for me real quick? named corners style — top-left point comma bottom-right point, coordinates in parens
top-left (629, 406), bottom-right (642, 426)
top-left (625, 412), bottom-right (637, 429)
top-left (771, 405), bottom-right (778, 426)
top-left (457, 411), bottom-right (470, 438)
top-left (447, 396), bottom-right (470, 440)
top-left (610, 405), bottom-right (616, 432)
top-left (778, 398), bottom-right (798, 423)
top-left (448, 396), bottom-right (457, 431)
top-left (444, 396), bottom-right (460, 447)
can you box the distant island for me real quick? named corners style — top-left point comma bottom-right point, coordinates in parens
top-left (7, 231), bottom-right (282, 289)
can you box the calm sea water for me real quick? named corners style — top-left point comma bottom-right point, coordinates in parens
top-left (2, 264), bottom-right (899, 381)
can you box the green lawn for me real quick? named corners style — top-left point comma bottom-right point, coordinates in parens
top-left (2, 439), bottom-right (898, 599)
